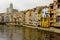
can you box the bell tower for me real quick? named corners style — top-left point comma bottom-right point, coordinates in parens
top-left (7, 3), bottom-right (13, 13)
top-left (10, 3), bottom-right (13, 9)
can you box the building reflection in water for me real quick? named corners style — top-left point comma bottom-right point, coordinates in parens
top-left (0, 25), bottom-right (24, 40)
top-left (0, 25), bottom-right (60, 40)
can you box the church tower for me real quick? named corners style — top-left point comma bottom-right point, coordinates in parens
top-left (7, 3), bottom-right (13, 13)
top-left (10, 3), bottom-right (13, 9)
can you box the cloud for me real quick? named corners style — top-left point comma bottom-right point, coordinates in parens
top-left (0, 0), bottom-right (53, 13)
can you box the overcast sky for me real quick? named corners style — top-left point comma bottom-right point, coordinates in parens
top-left (0, 0), bottom-right (53, 13)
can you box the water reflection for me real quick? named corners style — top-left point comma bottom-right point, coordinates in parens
top-left (0, 25), bottom-right (24, 40)
top-left (0, 25), bottom-right (60, 40)
top-left (0, 25), bottom-right (8, 40)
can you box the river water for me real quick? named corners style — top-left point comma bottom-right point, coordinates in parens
top-left (0, 25), bottom-right (24, 40)
top-left (0, 25), bottom-right (60, 40)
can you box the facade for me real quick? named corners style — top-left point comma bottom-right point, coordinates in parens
top-left (0, 0), bottom-right (60, 27)
top-left (49, 0), bottom-right (60, 27)
top-left (25, 9), bottom-right (32, 25)
top-left (0, 3), bottom-right (24, 25)
top-left (25, 7), bottom-right (41, 26)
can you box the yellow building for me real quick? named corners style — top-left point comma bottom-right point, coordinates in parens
top-left (41, 6), bottom-right (50, 27)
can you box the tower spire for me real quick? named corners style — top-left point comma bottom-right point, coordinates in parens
top-left (10, 3), bottom-right (13, 9)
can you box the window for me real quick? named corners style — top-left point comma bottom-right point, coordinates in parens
top-left (38, 20), bottom-right (40, 21)
top-left (58, 0), bottom-right (60, 8)
top-left (33, 8), bottom-right (36, 12)
top-left (44, 18), bottom-right (46, 21)
top-left (58, 0), bottom-right (60, 3)
top-left (6, 16), bottom-right (9, 22)
top-left (50, 14), bottom-right (53, 17)
top-left (1, 16), bottom-right (4, 22)
top-left (50, 4), bottom-right (53, 9)
top-left (57, 16), bottom-right (60, 22)
top-left (38, 25), bottom-right (40, 27)
top-left (50, 6), bottom-right (53, 9)
top-left (29, 13), bottom-right (31, 16)
top-left (58, 4), bottom-right (60, 8)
